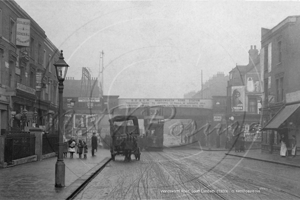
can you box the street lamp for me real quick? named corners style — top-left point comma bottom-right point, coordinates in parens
top-left (54, 50), bottom-right (69, 188)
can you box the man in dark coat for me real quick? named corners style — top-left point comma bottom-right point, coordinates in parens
top-left (91, 132), bottom-right (98, 156)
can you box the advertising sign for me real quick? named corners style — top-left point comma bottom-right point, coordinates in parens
top-left (16, 18), bottom-right (30, 46)
top-left (118, 98), bottom-right (212, 109)
top-left (245, 74), bottom-right (261, 93)
top-left (78, 97), bottom-right (100, 102)
top-left (36, 72), bottom-right (42, 91)
top-left (231, 86), bottom-right (245, 112)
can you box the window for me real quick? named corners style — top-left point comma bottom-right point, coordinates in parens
top-left (0, 9), bottom-right (3, 36)
top-left (264, 78), bottom-right (268, 104)
top-left (45, 84), bottom-right (49, 100)
top-left (275, 77), bottom-right (284, 102)
top-left (30, 38), bottom-right (35, 59)
top-left (48, 54), bottom-right (52, 72)
top-left (9, 63), bottom-right (13, 87)
top-left (248, 97), bottom-right (257, 113)
top-left (38, 44), bottom-right (42, 64)
top-left (9, 19), bottom-right (16, 44)
top-left (264, 46), bottom-right (268, 72)
top-left (48, 80), bottom-right (52, 101)
top-left (280, 77), bottom-right (284, 101)
top-left (278, 41), bottom-right (282, 63)
top-left (30, 70), bottom-right (35, 88)
top-left (43, 50), bottom-right (46, 68)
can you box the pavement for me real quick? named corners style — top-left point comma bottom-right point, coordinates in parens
top-left (0, 148), bottom-right (111, 200)
top-left (226, 149), bottom-right (300, 168)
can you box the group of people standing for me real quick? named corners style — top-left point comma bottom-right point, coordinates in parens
top-left (63, 132), bottom-right (99, 159)
top-left (280, 134), bottom-right (297, 157)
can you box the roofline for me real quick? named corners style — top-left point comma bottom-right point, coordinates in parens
top-left (7, 0), bottom-right (46, 37)
top-left (262, 15), bottom-right (300, 40)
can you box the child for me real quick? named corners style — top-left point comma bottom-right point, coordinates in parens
top-left (83, 141), bottom-right (88, 159)
top-left (77, 140), bottom-right (83, 159)
top-left (68, 139), bottom-right (76, 158)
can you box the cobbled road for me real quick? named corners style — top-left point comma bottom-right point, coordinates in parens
top-left (74, 149), bottom-right (300, 200)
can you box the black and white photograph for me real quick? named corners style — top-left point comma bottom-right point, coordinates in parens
top-left (1, 0), bottom-right (300, 199)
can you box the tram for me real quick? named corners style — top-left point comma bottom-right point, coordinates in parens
top-left (142, 113), bottom-right (164, 151)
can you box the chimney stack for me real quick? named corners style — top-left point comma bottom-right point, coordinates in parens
top-left (248, 45), bottom-right (259, 64)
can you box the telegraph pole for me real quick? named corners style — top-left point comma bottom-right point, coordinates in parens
top-left (101, 51), bottom-right (104, 95)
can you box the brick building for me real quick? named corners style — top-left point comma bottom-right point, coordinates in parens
top-left (0, 0), bottom-right (60, 133)
top-left (261, 16), bottom-right (300, 154)
top-left (227, 45), bottom-right (262, 147)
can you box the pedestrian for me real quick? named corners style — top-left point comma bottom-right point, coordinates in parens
top-left (83, 140), bottom-right (88, 159)
top-left (239, 136), bottom-right (245, 152)
top-left (291, 135), bottom-right (297, 157)
top-left (280, 134), bottom-right (287, 157)
top-left (234, 134), bottom-right (241, 152)
top-left (77, 139), bottom-right (83, 158)
top-left (68, 137), bottom-right (76, 158)
top-left (91, 132), bottom-right (98, 156)
top-left (63, 140), bottom-right (68, 158)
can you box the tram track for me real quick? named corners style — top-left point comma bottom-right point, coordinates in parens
top-left (147, 151), bottom-right (229, 200)
top-left (165, 150), bottom-right (300, 200)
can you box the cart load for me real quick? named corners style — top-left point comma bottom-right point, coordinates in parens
top-left (109, 115), bottom-right (141, 161)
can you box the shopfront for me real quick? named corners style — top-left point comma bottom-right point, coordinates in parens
top-left (0, 94), bottom-right (9, 134)
top-left (11, 83), bottom-right (36, 130)
top-left (262, 103), bottom-right (300, 154)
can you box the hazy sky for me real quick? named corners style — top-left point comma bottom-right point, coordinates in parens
top-left (14, 0), bottom-right (300, 98)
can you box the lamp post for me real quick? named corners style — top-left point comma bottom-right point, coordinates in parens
top-left (54, 50), bottom-right (69, 188)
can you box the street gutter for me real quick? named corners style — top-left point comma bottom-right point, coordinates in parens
top-left (64, 157), bottom-right (112, 200)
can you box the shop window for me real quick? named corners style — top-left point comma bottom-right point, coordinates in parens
top-left (274, 131), bottom-right (279, 145)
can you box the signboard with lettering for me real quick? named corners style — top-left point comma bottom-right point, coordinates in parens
top-left (78, 97), bottom-right (100, 102)
top-left (36, 72), bottom-right (42, 91)
top-left (118, 98), bottom-right (212, 109)
top-left (16, 18), bottom-right (30, 46)
top-left (213, 115), bottom-right (222, 122)
top-left (17, 83), bottom-right (35, 95)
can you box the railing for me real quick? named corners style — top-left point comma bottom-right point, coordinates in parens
top-left (4, 133), bottom-right (35, 165)
top-left (42, 134), bottom-right (58, 155)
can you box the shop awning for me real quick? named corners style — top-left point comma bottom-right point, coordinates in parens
top-left (262, 104), bottom-right (300, 130)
